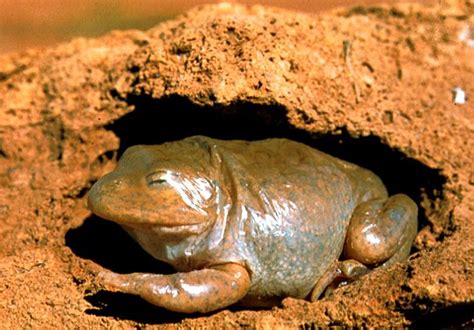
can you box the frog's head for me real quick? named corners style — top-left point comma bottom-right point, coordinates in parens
top-left (88, 139), bottom-right (219, 237)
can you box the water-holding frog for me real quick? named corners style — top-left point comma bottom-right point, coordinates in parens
top-left (88, 136), bottom-right (417, 313)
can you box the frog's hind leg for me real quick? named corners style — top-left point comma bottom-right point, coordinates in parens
top-left (343, 194), bottom-right (418, 268)
top-left (310, 194), bottom-right (417, 301)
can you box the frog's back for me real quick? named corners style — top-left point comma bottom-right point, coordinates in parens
top-left (212, 138), bottom-right (385, 206)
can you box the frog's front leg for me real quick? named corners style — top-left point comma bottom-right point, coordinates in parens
top-left (98, 263), bottom-right (251, 313)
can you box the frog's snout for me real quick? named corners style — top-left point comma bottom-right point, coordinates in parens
top-left (87, 179), bottom-right (105, 214)
top-left (87, 174), bottom-right (125, 217)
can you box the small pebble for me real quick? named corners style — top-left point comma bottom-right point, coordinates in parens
top-left (452, 87), bottom-right (466, 105)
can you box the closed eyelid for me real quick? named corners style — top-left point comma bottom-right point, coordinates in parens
top-left (146, 170), bottom-right (180, 186)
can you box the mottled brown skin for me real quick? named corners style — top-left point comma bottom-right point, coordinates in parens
top-left (88, 136), bottom-right (418, 313)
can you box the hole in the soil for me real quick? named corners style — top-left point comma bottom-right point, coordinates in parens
top-left (66, 94), bottom-right (448, 321)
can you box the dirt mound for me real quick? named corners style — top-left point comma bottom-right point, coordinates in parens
top-left (0, 2), bottom-right (473, 328)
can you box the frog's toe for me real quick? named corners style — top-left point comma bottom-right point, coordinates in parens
top-left (98, 270), bottom-right (117, 284)
top-left (339, 259), bottom-right (371, 278)
top-left (309, 260), bottom-right (372, 300)
top-left (98, 271), bottom-right (156, 294)
top-left (98, 270), bottom-right (131, 291)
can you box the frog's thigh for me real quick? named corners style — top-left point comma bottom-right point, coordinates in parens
top-left (98, 263), bottom-right (251, 313)
top-left (343, 194), bottom-right (418, 267)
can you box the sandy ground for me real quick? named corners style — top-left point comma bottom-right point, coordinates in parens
top-left (0, 1), bottom-right (473, 328)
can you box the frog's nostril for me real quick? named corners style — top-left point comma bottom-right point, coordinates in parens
top-left (113, 179), bottom-right (123, 187)
top-left (88, 178), bottom-right (121, 205)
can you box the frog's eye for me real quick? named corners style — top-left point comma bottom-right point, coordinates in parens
top-left (146, 170), bottom-right (176, 187)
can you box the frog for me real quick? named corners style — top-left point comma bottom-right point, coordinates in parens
top-left (87, 135), bottom-right (418, 314)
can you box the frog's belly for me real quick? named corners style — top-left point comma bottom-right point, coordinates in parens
top-left (245, 225), bottom-right (347, 300)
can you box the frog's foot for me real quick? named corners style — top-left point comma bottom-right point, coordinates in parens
top-left (97, 263), bottom-right (251, 313)
top-left (309, 260), bottom-right (370, 301)
top-left (343, 194), bottom-right (418, 267)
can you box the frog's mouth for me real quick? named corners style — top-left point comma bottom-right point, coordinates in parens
top-left (158, 222), bottom-right (212, 238)
top-left (121, 219), bottom-right (212, 241)
top-left (103, 197), bottom-right (215, 236)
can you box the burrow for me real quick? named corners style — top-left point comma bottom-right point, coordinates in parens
top-left (66, 94), bottom-right (450, 323)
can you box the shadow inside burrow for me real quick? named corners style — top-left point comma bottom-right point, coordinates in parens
top-left (65, 93), bottom-right (448, 323)
top-left (65, 216), bottom-right (174, 275)
top-left (410, 301), bottom-right (474, 329)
